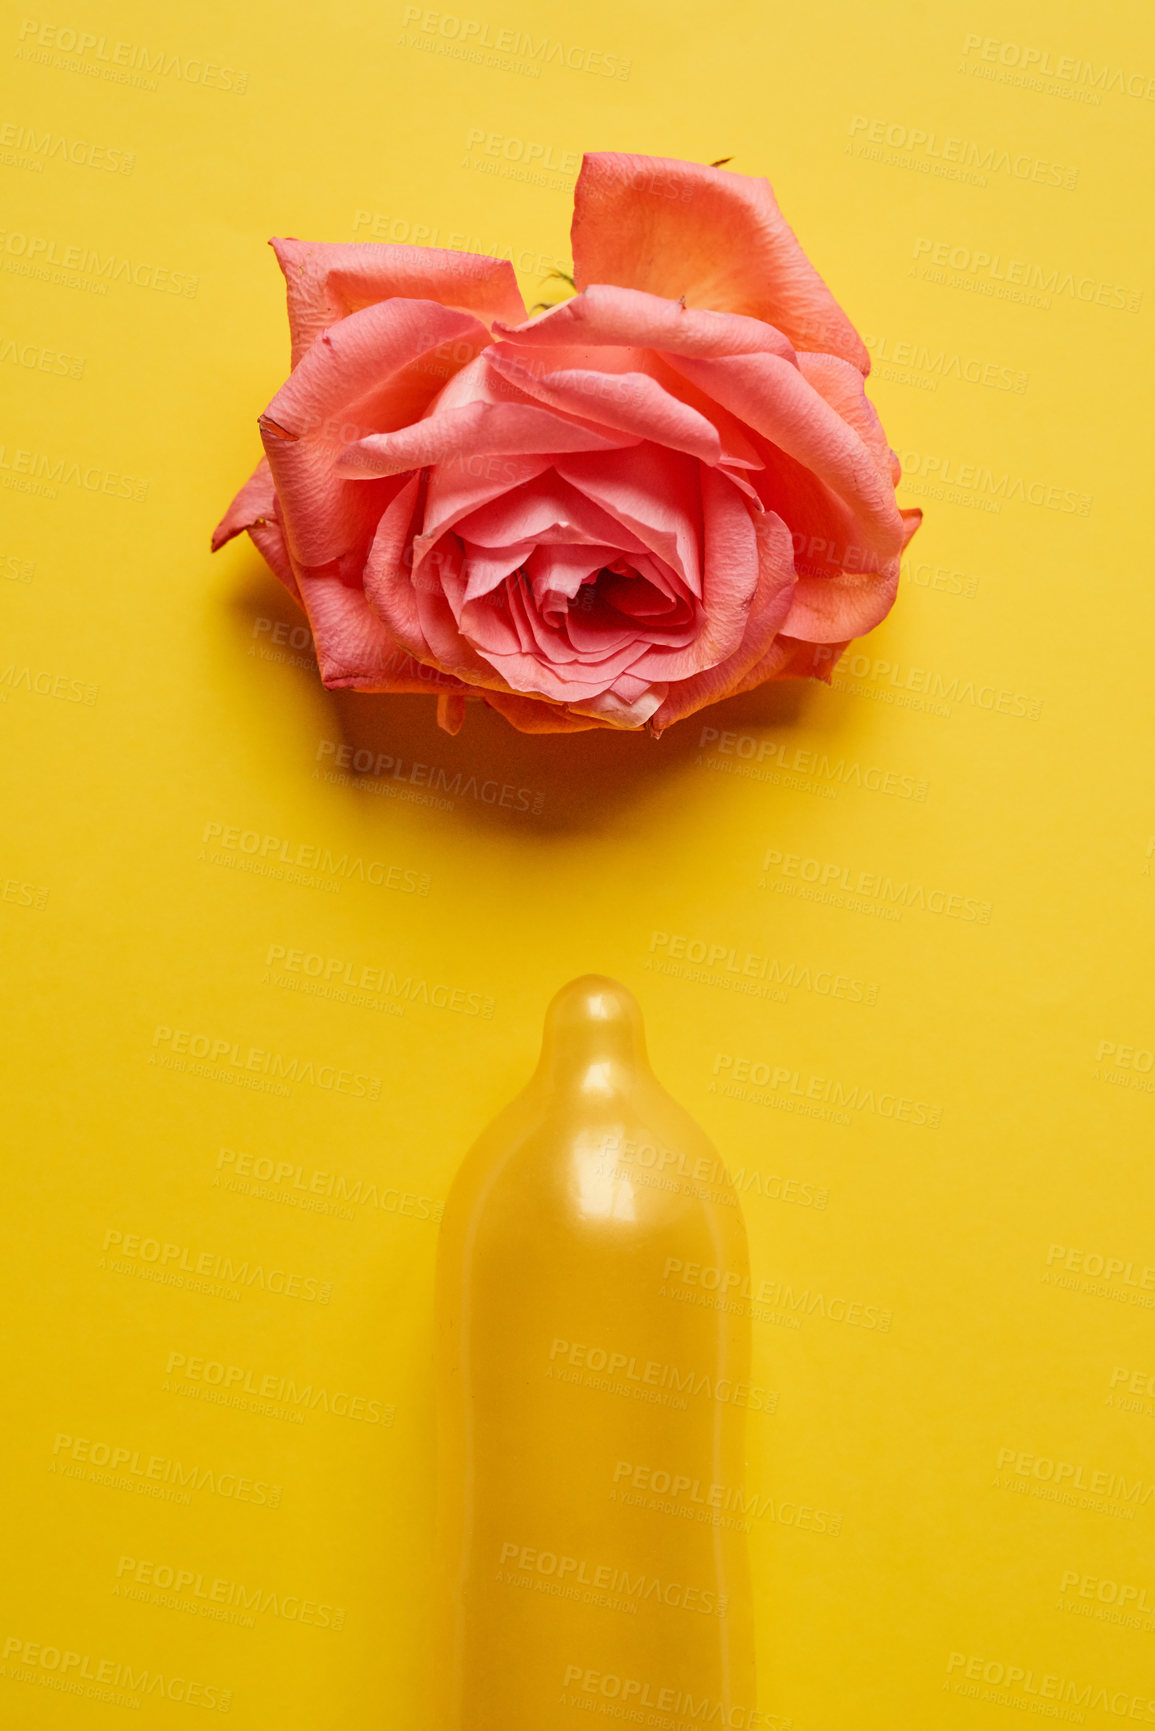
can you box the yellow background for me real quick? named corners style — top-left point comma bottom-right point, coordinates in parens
top-left (3, 0), bottom-right (1154, 1724)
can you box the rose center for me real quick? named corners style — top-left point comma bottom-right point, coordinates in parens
top-left (536, 561), bottom-right (688, 635)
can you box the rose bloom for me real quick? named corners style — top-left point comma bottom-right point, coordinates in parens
top-left (213, 152), bottom-right (920, 735)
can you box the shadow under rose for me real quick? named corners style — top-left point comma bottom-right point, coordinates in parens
top-left (226, 563), bottom-right (822, 838)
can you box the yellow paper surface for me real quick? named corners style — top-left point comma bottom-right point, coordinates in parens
top-left (3, 0), bottom-right (1153, 1724)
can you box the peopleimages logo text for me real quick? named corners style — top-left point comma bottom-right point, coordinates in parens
top-left (912, 238), bottom-right (1140, 312)
top-left (201, 821), bottom-right (428, 895)
top-left (559, 1663), bottom-right (776, 1727)
top-left (0, 229), bottom-right (197, 295)
top-left (398, 7), bottom-right (631, 78)
top-left (1, 1633), bottom-right (231, 1711)
top-left (960, 34), bottom-right (1155, 101)
top-left (152, 1024), bottom-right (381, 1100)
top-left (16, 19), bottom-right (248, 92)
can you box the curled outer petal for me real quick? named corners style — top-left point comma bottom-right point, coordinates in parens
top-left (296, 566), bottom-right (468, 695)
top-left (667, 351), bottom-right (903, 563)
top-left (485, 348), bottom-right (724, 466)
top-left (211, 457), bottom-right (299, 601)
top-left (570, 154), bottom-right (869, 370)
top-left (493, 283), bottom-right (797, 363)
top-left (259, 298), bottom-right (490, 572)
top-left (271, 237), bottom-right (526, 367)
top-left (335, 400), bottom-right (638, 479)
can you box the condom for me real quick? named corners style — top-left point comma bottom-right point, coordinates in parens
top-left (434, 975), bottom-right (755, 1728)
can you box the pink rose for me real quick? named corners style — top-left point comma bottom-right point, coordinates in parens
top-left (213, 152), bottom-right (920, 735)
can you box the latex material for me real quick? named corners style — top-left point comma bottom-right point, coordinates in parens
top-left (434, 977), bottom-right (755, 1728)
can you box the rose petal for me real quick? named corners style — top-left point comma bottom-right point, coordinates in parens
top-left (523, 543), bottom-right (620, 607)
top-left (361, 473), bottom-right (503, 699)
top-left (797, 352), bottom-right (898, 486)
top-left (900, 507), bottom-right (923, 547)
top-left (495, 282), bottom-right (796, 362)
top-left (360, 474), bottom-right (470, 677)
top-left (297, 566), bottom-right (466, 693)
top-left (211, 457), bottom-right (275, 552)
top-left (645, 356), bottom-right (765, 475)
top-left (292, 479), bottom-right (443, 692)
top-left (260, 298), bottom-right (490, 570)
top-left (552, 445), bottom-right (703, 596)
top-left (456, 575), bottom-right (672, 700)
top-left (573, 681), bottom-right (667, 728)
top-left (627, 468), bottom-right (759, 681)
top-left (335, 400), bottom-right (638, 479)
top-left (570, 155), bottom-right (869, 370)
top-left (436, 693), bottom-right (469, 734)
top-left (461, 540), bottom-right (537, 603)
top-left (780, 566), bottom-right (899, 643)
top-left (447, 471), bottom-right (654, 560)
top-left (271, 237), bottom-right (526, 368)
top-left (438, 485), bottom-right (703, 704)
top-left (485, 348), bottom-right (723, 465)
top-left (706, 635), bottom-right (798, 701)
top-left (668, 352), bottom-right (905, 563)
top-left (491, 311), bottom-right (771, 481)
top-left (460, 592), bottom-right (666, 700)
top-left (648, 506), bottom-right (797, 730)
top-left (481, 690), bottom-right (607, 733)
top-left (211, 457), bottom-right (300, 601)
top-left (746, 440), bottom-right (866, 580)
